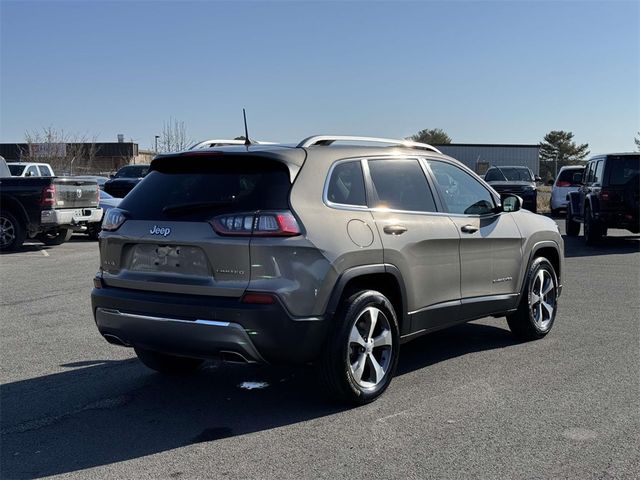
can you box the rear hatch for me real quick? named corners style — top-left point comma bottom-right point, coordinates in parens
top-left (53, 178), bottom-right (99, 208)
top-left (100, 153), bottom-right (297, 297)
top-left (602, 155), bottom-right (640, 215)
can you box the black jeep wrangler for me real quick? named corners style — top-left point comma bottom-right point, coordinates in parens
top-left (566, 153), bottom-right (639, 244)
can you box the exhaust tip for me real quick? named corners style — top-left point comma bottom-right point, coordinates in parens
top-left (220, 350), bottom-right (251, 364)
top-left (103, 334), bottom-right (130, 347)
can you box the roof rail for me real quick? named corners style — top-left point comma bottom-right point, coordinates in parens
top-left (189, 139), bottom-right (278, 150)
top-left (296, 135), bottom-right (442, 154)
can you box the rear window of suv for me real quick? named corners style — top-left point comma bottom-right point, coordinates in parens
top-left (118, 157), bottom-right (291, 221)
top-left (607, 155), bottom-right (640, 186)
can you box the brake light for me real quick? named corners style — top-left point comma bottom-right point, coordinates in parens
top-left (102, 208), bottom-right (127, 231)
top-left (210, 211), bottom-right (301, 237)
top-left (556, 181), bottom-right (571, 187)
top-left (40, 185), bottom-right (56, 207)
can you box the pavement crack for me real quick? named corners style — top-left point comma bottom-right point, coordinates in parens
top-left (1, 394), bottom-right (131, 435)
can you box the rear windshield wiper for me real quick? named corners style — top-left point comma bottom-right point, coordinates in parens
top-left (162, 200), bottom-right (237, 215)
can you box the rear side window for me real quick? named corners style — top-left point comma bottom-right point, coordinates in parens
top-left (38, 165), bottom-right (53, 176)
top-left (119, 157), bottom-right (291, 221)
top-left (607, 155), bottom-right (640, 186)
top-left (368, 159), bottom-right (436, 212)
top-left (593, 160), bottom-right (604, 184)
top-left (326, 161), bottom-right (366, 206)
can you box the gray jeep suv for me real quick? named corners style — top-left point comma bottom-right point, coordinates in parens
top-left (91, 135), bottom-right (564, 404)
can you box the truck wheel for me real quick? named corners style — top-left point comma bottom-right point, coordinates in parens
top-left (134, 347), bottom-right (204, 374)
top-left (0, 211), bottom-right (27, 251)
top-left (87, 225), bottom-right (101, 240)
top-left (565, 206), bottom-right (580, 236)
top-left (320, 290), bottom-right (400, 405)
top-left (37, 228), bottom-right (73, 246)
top-left (507, 257), bottom-right (558, 341)
top-left (584, 207), bottom-right (603, 245)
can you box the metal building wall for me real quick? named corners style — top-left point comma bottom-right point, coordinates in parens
top-left (436, 144), bottom-right (540, 174)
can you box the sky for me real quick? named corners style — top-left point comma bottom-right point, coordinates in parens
top-left (1, 0), bottom-right (638, 154)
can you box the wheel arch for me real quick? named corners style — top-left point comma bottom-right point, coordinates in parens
top-left (325, 264), bottom-right (409, 335)
top-left (0, 194), bottom-right (29, 229)
top-left (521, 241), bottom-right (562, 297)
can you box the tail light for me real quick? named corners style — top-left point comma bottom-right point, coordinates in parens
top-left (600, 190), bottom-right (618, 201)
top-left (39, 185), bottom-right (56, 207)
top-left (102, 208), bottom-right (127, 231)
top-left (210, 211), bottom-right (301, 237)
top-left (556, 181), bottom-right (571, 187)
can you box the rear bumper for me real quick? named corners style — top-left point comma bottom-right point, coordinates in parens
top-left (41, 207), bottom-right (102, 229)
top-left (91, 285), bottom-right (328, 364)
top-left (598, 211), bottom-right (640, 233)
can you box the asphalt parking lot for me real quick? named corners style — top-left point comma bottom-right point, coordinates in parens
top-left (1, 223), bottom-right (639, 480)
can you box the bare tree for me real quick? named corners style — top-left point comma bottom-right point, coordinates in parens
top-left (635, 131), bottom-right (640, 151)
top-left (22, 127), bottom-right (100, 175)
top-left (157, 117), bottom-right (193, 153)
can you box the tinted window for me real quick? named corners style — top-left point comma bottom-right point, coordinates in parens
top-left (8, 164), bottom-right (26, 176)
top-left (607, 155), bottom-right (640, 186)
top-left (367, 159), bottom-right (436, 212)
top-left (485, 167), bottom-right (532, 182)
top-left (119, 157), bottom-right (291, 221)
top-left (429, 161), bottom-right (495, 215)
top-left (593, 160), bottom-right (604, 184)
top-left (585, 162), bottom-right (595, 183)
top-left (326, 161), bottom-right (366, 206)
top-left (115, 165), bottom-right (149, 178)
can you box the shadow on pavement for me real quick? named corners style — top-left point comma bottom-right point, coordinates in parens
top-left (1, 322), bottom-right (517, 478)
top-left (563, 233), bottom-right (640, 258)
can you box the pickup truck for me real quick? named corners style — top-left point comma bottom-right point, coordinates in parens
top-left (0, 158), bottom-right (103, 251)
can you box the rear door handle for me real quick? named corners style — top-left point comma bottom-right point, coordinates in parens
top-left (461, 225), bottom-right (478, 234)
top-left (383, 225), bottom-right (407, 235)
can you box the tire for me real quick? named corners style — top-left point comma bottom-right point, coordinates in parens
top-left (565, 206), bottom-right (580, 236)
top-left (0, 211), bottom-right (27, 251)
top-left (320, 290), bottom-right (400, 405)
top-left (134, 347), bottom-right (204, 375)
top-left (37, 228), bottom-right (73, 246)
top-left (584, 206), bottom-right (603, 245)
top-left (507, 257), bottom-right (559, 341)
top-left (87, 224), bottom-right (101, 240)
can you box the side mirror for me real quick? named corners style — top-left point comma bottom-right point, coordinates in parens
top-left (501, 194), bottom-right (522, 213)
top-left (535, 175), bottom-right (542, 183)
top-left (572, 172), bottom-right (583, 184)
top-left (109, 174), bottom-right (115, 179)
top-left (546, 179), bottom-right (554, 186)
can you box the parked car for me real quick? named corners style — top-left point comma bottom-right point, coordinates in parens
top-left (7, 162), bottom-right (55, 177)
top-left (0, 158), bottom-right (102, 250)
top-left (86, 190), bottom-right (121, 240)
top-left (92, 135), bottom-right (564, 404)
top-left (484, 166), bottom-right (541, 213)
top-left (566, 153), bottom-right (639, 244)
top-left (73, 175), bottom-right (110, 190)
top-left (550, 166), bottom-right (584, 216)
top-left (103, 164), bottom-right (150, 198)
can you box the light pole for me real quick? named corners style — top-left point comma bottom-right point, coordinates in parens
top-left (155, 135), bottom-right (160, 154)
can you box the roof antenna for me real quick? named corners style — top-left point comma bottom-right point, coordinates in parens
top-left (242, 108), bottom-right (251, 146)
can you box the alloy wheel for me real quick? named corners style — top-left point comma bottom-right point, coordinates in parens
top-left (347, 306), bottom-right (393, 389)
top-left (529, 269), bottom-right (556, 331)
top-left (0, 216), bottom-right (16, 248)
